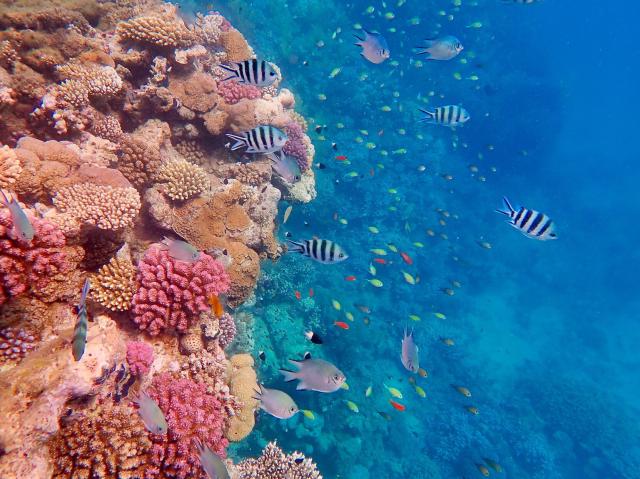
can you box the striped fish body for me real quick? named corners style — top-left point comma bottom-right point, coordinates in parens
top-left (497, 197), bottom-right (558, 240)
top-left (220, 59), bottom-right (278, 87)
top-left (419, 105), bottom-right (470, 127)
top-left (227, 125), bottom-right (288, 154)
top-left (287, 239), bottom-right (348, 264)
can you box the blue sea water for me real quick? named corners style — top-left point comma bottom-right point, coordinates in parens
top-left (189, 1), bottom-right (639, 477)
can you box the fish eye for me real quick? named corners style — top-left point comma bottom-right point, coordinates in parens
top-left (269, 71), bottom-right (276, 76)
top-left (295, 175), bottom-right (301, 181)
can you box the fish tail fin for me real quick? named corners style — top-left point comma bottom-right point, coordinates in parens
top-left (418, 108), bottom-right (435, 123)
top-left (226, 133), bottom-right (247, 151)
top-left (353, 33), bottom-right (363, 45)
top-left (495, 196), bottom-right (515, 217)
top-left (416, 40), bottom-right (434, 56)
top-left (286, 240), bottom-right (304, 253)
top-left (219, 63), bottom-right (237, 73)
top-left (251, 384), bottom-right (264, 401)
top-left (279, 368), bottom-right (299, 382)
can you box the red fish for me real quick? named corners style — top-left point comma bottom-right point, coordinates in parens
top-left (335, 155), bottom-right (348, 161)
top-left (373, 258), bottom-right (387, 264)
top-left (345, 275), bottom-right (357, 282)
top-left (400, 252), bottom-right (413, 265)
top-left (334, 321), bottom-right (350, 330)
top-left (295, 290), bottom-right (302, 300)
top-left (308, 288), bottom-right (314, 297)
top-left (389, 400), bottom-right (406, 411)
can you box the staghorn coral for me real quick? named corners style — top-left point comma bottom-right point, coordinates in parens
top-left (0, 144), bottom-right (21, 189)
top-left (131, 248), bottom-right (231, 336)
top-left (53, 183), bottom-right (141, 230)
top-left (126, 340), bottom-right (154, 376)
top-left (156, 158), bottom-right (209, 201)
top-left (50, 403), bottom-right (153, 479)
top-left (234, 441), bottom-right (322, 479)
top-left (117, 13), bottom-right (196, 48)
top-left (117, 135), bottom-right (162, 189)
top-left (225, 354), bottom-right (258, 442)
top-left (90, 256), bottom-right (137, 311)
top-left (0, 210), bottom-right (72, 305)
top-left (217, 80), bottom-right (261, 105)
top-left (0, 327), bottom-right (36, 364)
top-left (217, 312), bottom-right (236, 350)
top-left (148, 373), bottom-right (229, 479)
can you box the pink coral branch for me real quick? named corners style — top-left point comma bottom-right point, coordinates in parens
top-left (217, 80), bottom-right (261, 105)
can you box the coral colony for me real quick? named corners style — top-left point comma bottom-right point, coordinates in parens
top-left (0, 1), bottom-right (321, 478)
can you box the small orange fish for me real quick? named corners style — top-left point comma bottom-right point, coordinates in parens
top-left (400, 252), bottom-right (413, 265)
top-left (208, 294), bottom-right (224, 318)
top-left (295, 290), bottom-right (302, 300)
top-left (389, 399), bottom-right (405, 411)
top-left (418, 368), bottom-right (428, 378)
top-left (308, 288), bottom-right (314, 297)
top-left (373, 258), bottom-right (387, 264)
top-left (345, 275), bottom-right (357, 282)
top-left (335, 155), bottom-right (348, 161)
top-left (334, 321), bottom-right (349, 330)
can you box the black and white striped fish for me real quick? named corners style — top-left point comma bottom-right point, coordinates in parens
top-left (220, 59), bottom-right (278, 87)
top-left (226, 125), bottom-right (288, 154)
top-left (419, 105), bottom-right (470, 127)
top-left (287, 239), bottom-right (349, 264)
top-left (496, 197), bottom-right (558, 241)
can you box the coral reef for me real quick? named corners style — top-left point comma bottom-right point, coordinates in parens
top-left (217, 79), bottom-right (261, 105)
top-left (156, 158), bottom-right (209, 201)
top-left (117, 12), bottom-right (196, 48)
top-left (90, 256), bottom-right (137, 311)
top-left (233, 441), bottom-right (322, 479)
top-left (225, 353), bottom-right (258, 442)
top-left (0, 145), bottom-right (21, 188)
top-left (131, 248), bottom-right (231, 336)
top-left (217, 312), bottom-right (236, 350)
top-left (126, 340), bottom-right (154, 376)
top-left (0, 327), bottom-right (36, 364)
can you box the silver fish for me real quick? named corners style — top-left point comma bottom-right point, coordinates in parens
top-left (286, 238), bottom-right (348, 264)
top-left (419, 105), bottom-right (470, 127)
top-left (195, 439), bottom-right (230, 479)
top-left (135, 391), bottom-right (168, 435)
top-left (269, 151), bottom-right (302, 183)
top-left (72, 279), bottom-right (91, 362)
top-left (253, 384), bottom-right (299, 419)
top-left (496, 197), bottom-right (558, 241)
top-left (0, 190), bottom-right (34, 242)
top-left (220, 59), bottom-right (278, 87)
top-left (401, 327), bottom-right (420, 373)
top-left (280, 356), bottom-right (346, 393)
top-left (354, 30), bottom-right (390, 64)
top-left (227, 125), bottom-right (288, 154)
top-left (160, 236), bottom-right (201, 262)
top-left (417, 35), bottom-right (463, 61)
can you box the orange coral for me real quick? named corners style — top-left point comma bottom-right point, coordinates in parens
top-left (167, 71), bottom-right (218, 113)
top-left (117, 13), bottom-right (196, 48)
top-left (219, 29), bottom-right (253, 62)
top-left (117, 135), bottom-right (162, 189)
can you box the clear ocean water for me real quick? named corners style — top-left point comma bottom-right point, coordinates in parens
top-left (195, 1), bottom-right (639, 478)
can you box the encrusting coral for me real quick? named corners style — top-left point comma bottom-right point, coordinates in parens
top-left (0, 327), bottom-right (36, 364)
top-left (90, 256), bottom-right (137, 311)
top-left (225, 353), bottom-right (258, 442)
top-left (156, 158), bottom-right (209, 201)
top-left (0, 144), bottom-right (21, 188)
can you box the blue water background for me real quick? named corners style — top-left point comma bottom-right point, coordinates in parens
top-left (181, 1), bottom-right (640, 477)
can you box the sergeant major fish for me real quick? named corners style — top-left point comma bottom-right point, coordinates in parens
top-left (220, 59), bottom-right (278, 87)
top-left (226, 125), bottom-right (288, 154)
top-left (253, 384), bottom-right (299, 419)
top-left (286, 238), bottom-right (348, 264)
top-left (419, 105), bottom-right (470, 127)
top-left (495, 197), bottom-right (558, 240)
top-left (417, 35), bottom-right (463, 60)
top-left (401, 327), bottom-right (420, 373)
top-left (354, 30), bottom-right (390, 64)
top-left (280, 355), bottom-right (346, 393)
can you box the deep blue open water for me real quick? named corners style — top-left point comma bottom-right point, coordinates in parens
top-left (186, 1), bottom-right (640, 477)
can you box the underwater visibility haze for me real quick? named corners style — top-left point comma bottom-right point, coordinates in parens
top-left (0, 0), bottom-right (638, 478)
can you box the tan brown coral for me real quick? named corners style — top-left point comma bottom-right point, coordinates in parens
top-left (90, 115), bottom-right (124, 143)
top-left (0, 145), bottom-right (21, 189)
top-left (117, 13), bottom-right (196, 48)
top-left (117, 135), bottom-right (162, 189)
top-left (167, 70), bottom-right (218, 114)
top-left (233, 441), bottom-right (322, 479)
top-left (90, 256), bottom-right (137, 311)
top-left (174, 140), bottom-right (205, 165)
top-left (49, 403), bottom-right (153, 479)
top-left (225, 353), bottom-right (258, 442)
top-left (219, 29), bottom-right (253, 62)
top-left (156, 158), bottom-right (209, 201)
top-left (229, 161), bottom-right (271, 187)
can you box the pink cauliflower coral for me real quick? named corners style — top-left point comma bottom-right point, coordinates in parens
top-left (131, 248), bottom-right (230, 336)
top-left (0, 210), bottom-right (71, 305)
top-left (126, 341), bottom-right (154, 376)
top-left (217, 312), bottom-right (236, 350)
top-left (147, 373), bottom-right (229, 479)
top-left (217, 80), bottom-right (261, 104)
top-left (283, 121), bottom-right (310, 172)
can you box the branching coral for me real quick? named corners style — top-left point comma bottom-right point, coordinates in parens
top-left (174, 140), bottom-right (205, 165)
top-left (234, 441), bottom-right (322, 479)
top-left (117, 14), bottom-right (196, 48)
top-left (90, 115), bottom-right (124, 143)
top-left (90, 256), bottom-right (137, 311)
top-left (53, 183), bottom-right (141, 230)
top-left (193, 12), bottom-right (225, 46)
top-left (0, 327), bottom-right (36, 364)
top-left (117, 135), bottom-right (162, 189)
top-left (0, 145), bottom-right (21, 189)
top-left (0, 211), bottom-right (71, 305)
top-left (131, 248), bottom-right (231, 336)
top-left (56, 63), bottom-right (123, 97)
top-left (126, 340), bottom-right (154, 376)
top-left (148, 373), bottom-right (229, 479)
top-left (156, 159), bottom-right (209, 201)
top-left (49, 403), bottom-right (153, 479)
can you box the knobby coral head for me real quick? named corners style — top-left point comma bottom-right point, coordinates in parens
top-left (131, 247), bottom-right (231, 335)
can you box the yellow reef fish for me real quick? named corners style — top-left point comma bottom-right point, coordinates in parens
top-left (413, 242), bottom-right (424, 248)
top-left (336, 122), bottom-right (345, 129)
top-left (384, 12), bottom-right (395, 20)
top-left (317, 93), bottom-right (327, 101)
top-left (381, 105), bottom-right (392, 112)
top-left (384, 384), bottom-right (403, 399)
top-left (467, 406), bottom-right (480, 415)
top-left (414, 385), bottom-right (426, 398)
top-left (283, 205), bottom-right (293, 224)
top-left (368, 279), bottom-right (384, 288)
top-left (392, 148), bottom-right (407, 155)
top-left (453, 72), bottom-right (462, 80)
top-left (365, 6), bottom-right (375, 14)
top-left (340, 382), bottom-right (350, 390)
top-left (434, 312), bottom-right (447, 320)
top-left (467, 21), bottom-right (483, 28)
top-left (302, 409), bottom-right (315, 420)
top-left (332, 299), bottom-right (341, 311)
top-left (368, 264), bottom-right (377, 276)
top-left (440, 337), bottom-right (455, 346)
top-left (329, 67), bottom-right (341, 78)
top-left (408, 314), bottom-right (421, 322)
top-left (478, 240), bottom-right (492, 249)
top-left (402, 271), bottom-right (416, 285)
top-left (346, 400), bottom-right (360, 413)
top-left (368, 226), bottom-right (380, 234)
top-left (388, 188), bottom-right (398, 194)
top-left (366, 142), bottom-right (376, 150)
top-left (345, 312), bottom-right (354, 322)
top-left (483, 458), bottom-right (503, 473)
top-left (370, 248), bottom-right (387, 256)
top-left (339, 218), bottom-right (348, 225)
top-left (452, 385), bottom-right (472, 397)
top-left (476, 464), bottom-right (490, 476)
top-left (365, 385), bottom-right (373, 397)
top-left (359, 129), bottom-right (369, 135)
top-left (387, 243), bottom-right (398, 253)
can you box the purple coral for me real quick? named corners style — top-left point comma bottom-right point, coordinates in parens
top-left (0, 327), bottom-right (36, 363)
top-left (217, 312), bottom-right (236, 349)
top-left (283, 121), bottom-right (310, 172)
top-left (131, 248), bottom-right (231, 336)
top-left (217, 80), bottom-right (261, 104)
top-left (147, 373), bottom-right (229, 479)
top-left (126, 340), bottom-right (154, 376)
top-left (0, 210), bottom-right (72, 305)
